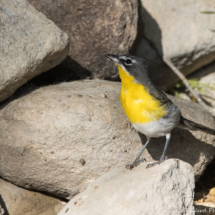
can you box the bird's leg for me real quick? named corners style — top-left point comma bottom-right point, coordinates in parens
top-left (126, 138), bottom-right (150, 170)
top-left (146, 133), bottom-right (171, 169)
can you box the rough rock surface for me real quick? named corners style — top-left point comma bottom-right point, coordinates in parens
top-left (135, 0), bottom-right (215, 88)
top-left (0, 0), bottom-right (69, 102)
top-left (0, 178), bottom-right (64, 215)
top-left (0, 80), bottom-right (214, 198)
top-left (58, 159), bottom-right (195, 215)
top-left (27, 0), bottom-right (138, 80)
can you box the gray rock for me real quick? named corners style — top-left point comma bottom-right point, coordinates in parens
top-left (0, 80), bottom-right (214, 198)
top-left (0, 0), bottom-right (69, 102)
top-left (0, 178), bottom-right (64, 215)
top-left (27, 0), bottom-right (138, 80)
top-left (135, 0), bottom-right (215, 88)
top-left (58, 159), bottom-right (195, 215)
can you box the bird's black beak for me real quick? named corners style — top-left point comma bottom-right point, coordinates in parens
top-left (105, 54), bottom-right (120, 64)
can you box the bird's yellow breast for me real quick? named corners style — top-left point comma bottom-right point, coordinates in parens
top-left (118, 65), bottom-right (167, 124)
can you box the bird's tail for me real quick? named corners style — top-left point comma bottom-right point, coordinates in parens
top-left (178, 116), bottom-right (215, 135)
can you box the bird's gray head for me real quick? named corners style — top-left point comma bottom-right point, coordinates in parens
top-left (105, 54), bottom-right (148, 84)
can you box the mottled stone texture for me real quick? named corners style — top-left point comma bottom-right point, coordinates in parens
top-left (28, 0), bottom-right (138, 80)
top-left (58, 160), bottom-right (194, 215)
top-left (0, 0), bottom-right (69, 102)
top-left (0, 80), bottom-right (214, 198)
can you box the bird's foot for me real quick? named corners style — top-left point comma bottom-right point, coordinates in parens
top-left (125, 158), bottom-right (146, 170)
top-left (146, 156), bottom-right (167, 169)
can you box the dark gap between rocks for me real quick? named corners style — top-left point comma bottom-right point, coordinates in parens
top-left (0, 56), bottom-right (92, 108)
top-left (31, 56), bottom-right (92, 86)
top-left (195, 158), bottom-right (215, 201)
top-left (0, 194), bottom-right (10, 215)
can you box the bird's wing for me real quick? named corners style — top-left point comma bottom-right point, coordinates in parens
top-left (149, 88), bottom-right (173, 106)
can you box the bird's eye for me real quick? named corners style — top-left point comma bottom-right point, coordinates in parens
top-left (125, 59), bottom-right (132, 64)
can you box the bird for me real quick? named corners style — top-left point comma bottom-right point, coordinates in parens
top-left (105, 54), bottom-right (215, 169)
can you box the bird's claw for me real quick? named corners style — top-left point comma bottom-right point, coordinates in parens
top-left (125, 158), bottom-right (146, 170)
top-left (146, 156), bottom-right (168, 169)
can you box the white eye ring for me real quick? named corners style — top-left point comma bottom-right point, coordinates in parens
top-left (125, 59), bottom-right (132, 65)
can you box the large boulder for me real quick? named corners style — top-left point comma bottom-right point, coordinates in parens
top-left (0, 0), bottom-right (69, 102)
top-left (58, 159), bottom-right (194, 215)
top-left (0, 80), bottom-right (214, 198)
top-left (27, 0), bottom-right (138, 80)
top-left (0, 178), bottom-right (64, 215)
top-left (134, 0), bottom-right (215, 89)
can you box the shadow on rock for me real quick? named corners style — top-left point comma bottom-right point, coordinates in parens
top-left (138, 128), bottom-right (215, 171)
top-left (0, 194), bottom-right (10, 215)
top-left (131, 1), bottom-right (179, 89)
top-left (0, 56), bottom-right (92, 110)
top-left (140, 4), bottom-right (163, 56)
top-left (31, 56), bottom-right (92, 86)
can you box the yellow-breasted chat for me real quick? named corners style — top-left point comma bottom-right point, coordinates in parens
top-left (105, 54), bottom-right (215, 169)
